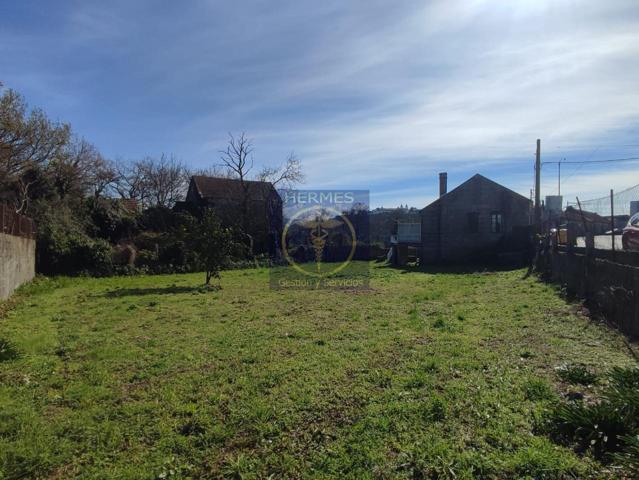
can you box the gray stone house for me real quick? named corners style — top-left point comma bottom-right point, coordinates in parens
top-left (421, 173), bottom-right (532, 263)
top-left (181, 176), bottom-right (283, 255)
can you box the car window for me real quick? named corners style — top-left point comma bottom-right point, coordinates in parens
top-left (630, 213), bottom-right (639, 227)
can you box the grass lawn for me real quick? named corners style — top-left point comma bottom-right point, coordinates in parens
top-left (0, 262), bottom-right (635, 479)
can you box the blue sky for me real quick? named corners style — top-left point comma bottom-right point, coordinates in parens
top-left (2, 0), bottom-right (639, 208)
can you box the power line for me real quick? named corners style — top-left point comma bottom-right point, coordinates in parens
top-left (542, 156), bottom-right (639, 166)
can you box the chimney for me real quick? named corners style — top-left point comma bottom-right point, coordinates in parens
top-left (439, 172), bottom-right (448, 197)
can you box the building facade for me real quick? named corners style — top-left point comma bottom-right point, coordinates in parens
top-left (182, 176), bottom-right (283, 255)
top-left (421, 173), bottom-right (532, 263)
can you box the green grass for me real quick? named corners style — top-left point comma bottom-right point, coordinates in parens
top-left (0, 263), bottom-right (635, 479)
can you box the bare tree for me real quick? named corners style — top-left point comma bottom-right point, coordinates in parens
top-left (219, 132), bottom-right (254, 182)
top-left (141, 154), bottom-right (189, 208)
top-left (257, 152), bottom-right (304, 188)
top-left (114, 160), bottom-right (150, 205)
top-left (190, 165), bottom-right (235, 179)
top-left (90, 156), bottom-right (119, 198)
top-left (214, 132), bottom-right (304, 255)
top-left (50, 138), bottom-right (119, 200)
top-left (219, 133), bottom-right (253, 212)
top-left (217, 132), bottom-right (257, 251)
top-left (114, 154), bottom-right (189, 208)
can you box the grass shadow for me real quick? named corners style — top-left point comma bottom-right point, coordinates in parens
top-left (380, 262), bottom-right (525, 275)
top-left (100, 285), bottom-right (220, 298)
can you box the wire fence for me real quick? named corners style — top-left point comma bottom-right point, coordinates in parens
top-left (565, 182), bottom-right (639, 218)
top-left (539, 183), bottom-right (639, 256)
top-left (0, 203), bottom-right (36, 239)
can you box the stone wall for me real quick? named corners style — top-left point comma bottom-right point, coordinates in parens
top-left (0, 232), bottom-right (36, 300)
top-left (537, 249), bottom-right (639, 338)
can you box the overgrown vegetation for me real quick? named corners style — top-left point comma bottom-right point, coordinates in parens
top-left (0, 265), bottom-right (635, 478)
top-left (543, 365), bottom-right (639, 470)
top-left (1, 84), bottom-right (302, 277)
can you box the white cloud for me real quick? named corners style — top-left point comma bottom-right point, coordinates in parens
top-left (2, 0), bottom-right (639, 208)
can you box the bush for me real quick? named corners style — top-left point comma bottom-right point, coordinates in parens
top-left (36, 204), bottom-right (113, 276)
top-left (185, 210), bottom-right (240, 284)
top-left (523, 378), bottom-right (556, 402)
top-left (85, 197), bottom-right (137, 242)
top-left (138, 206), bottom-right (192, 233)
top-left (556, 364), bottom-right (598, 385)
top-left (543, 366), bottom-right (639, 467)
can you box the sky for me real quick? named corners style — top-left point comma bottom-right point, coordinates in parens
top-left (1, 0), bottom-right (639, 208)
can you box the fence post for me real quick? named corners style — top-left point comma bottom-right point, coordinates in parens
top-left (611, 189), bottom-right (616, 261)
top-left (577, 197), bottom-right (591, 295)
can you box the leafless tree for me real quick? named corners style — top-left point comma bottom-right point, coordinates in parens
top-left (51, 138), bottom-right (119, 199)
top-left (141, 154), bottom-right (189, 208)
top-left (90, 156), bottom-right (119, 198)
top-left (190, 165), bottom-right (234, 179)
top-left (215, 132), bottom-right (305, 254)
top-left (114, 160), bottom-right (150, 205)
top-left (114, 154), bottom-right (189, 208)
top-left (257, 152), bottom-right (305, 188)
top-left (217, 132), bottom-right (257, 250)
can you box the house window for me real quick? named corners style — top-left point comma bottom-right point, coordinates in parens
top-left (491, 213), bottom-right (503, 233)
top-left (467, 212), bottom-right (479, 233)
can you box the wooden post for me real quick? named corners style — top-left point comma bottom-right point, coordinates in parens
top-left (611, 189), bottom-right (616, 260)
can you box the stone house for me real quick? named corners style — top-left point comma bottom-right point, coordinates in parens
top-left (421, 173), bottom-right (532, 263)
top-left (181, 176), bottom-right (283, 255)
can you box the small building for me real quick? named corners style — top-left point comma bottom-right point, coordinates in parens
top-left (181, 176), bottom-right (283, 255)
top-left (561, 206), bottom-right (611, 236)
top-left (420, 173), bottom-right (532, 263)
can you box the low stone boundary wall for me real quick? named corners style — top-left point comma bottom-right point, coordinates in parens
top-left (537, 250), bottom-right (639, 337)
top-left (0, 205), bottom-right (36, 300)
top-left (0, 233), bottom-right (36, 300)
top-left (558, 245), bottom-right (639, 267)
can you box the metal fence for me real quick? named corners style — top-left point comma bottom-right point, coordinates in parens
top-left (566, 182), bottom-right (639, 218)
top-left (0, 203), bottom-right (36, 239)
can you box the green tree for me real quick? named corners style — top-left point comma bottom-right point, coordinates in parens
top-left (187, 210), bottom-right (237, 285)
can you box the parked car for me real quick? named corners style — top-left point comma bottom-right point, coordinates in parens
top-left (622, 213), bottom-right (639, 250)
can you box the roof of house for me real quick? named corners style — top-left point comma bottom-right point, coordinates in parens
top-left (563, 206), bottom-right (609, 224)
top-left (117, 198), bottom-right (139, 213)
top-left (421, 174), bottom-right (531, 212)
top-left (190, 176), bottom-right (278, 200)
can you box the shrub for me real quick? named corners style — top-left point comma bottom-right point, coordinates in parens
top-left (545, 400), bottom-right (630, 458)
top-left (523, 378), bottom-right (556, 402)
top-left (185, 210), bottom-right (239, 285)
top-left (36, 205), bottom-right (113, 275)
top-left (85, 197), bottom-right (137, 242)
top-left (544, 366), bottom-right (639, 467)
top-left (138, 206), bottom-right (192, 232)
top-left (615, 434), bottom-right (639, 475)
top-left (556, 364), bottom-right (598, 385)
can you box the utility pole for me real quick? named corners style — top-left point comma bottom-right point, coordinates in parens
top-left (535, 139), bottom-right (541, 230)
top-left (558, 159), bottom-right (562, 196)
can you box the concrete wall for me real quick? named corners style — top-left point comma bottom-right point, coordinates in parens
top-left (538, 249), bottom-right (639, 338)
top-left (0, 232), bottom-right (36, 300)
